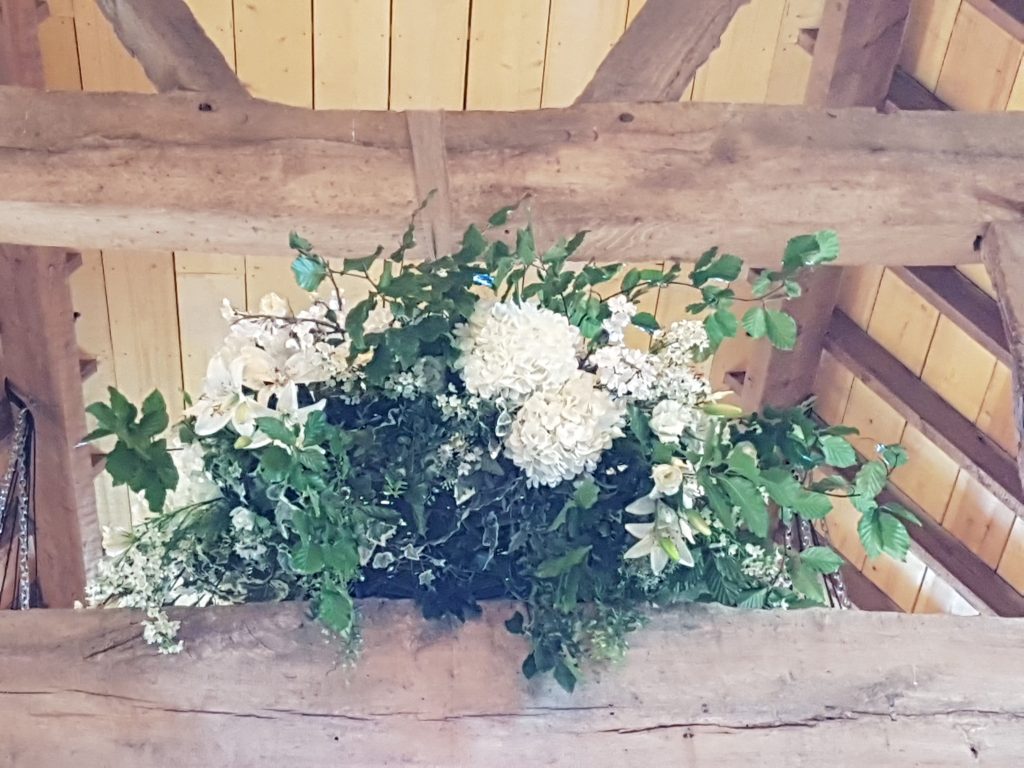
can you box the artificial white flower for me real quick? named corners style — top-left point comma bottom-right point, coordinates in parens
top-left (230, 506), bottom-right (257, 532)
top-left (505, 374), bottom-right (624, 488)
top-left (364, 304), bottom-right (395, 335)
top-left (454, 300), bottom-right (582, 405)
top-left (589, 344), bottom-right (661, 401)
top-left (258, 292), bottom-right (292, 318)
top-left (191, 351), bottom-right (247, 435)
top-left (652, 319), bottom-right (710, 360)
top-left (651, 463), bottom-right (684, 496)
top-left (101, 526), bottom-right (135, 557)
top-left (602, 295), bottom-right (638, 345)
top-left (649, 399), bottom-right (702, 443)
top-left (623, 497), bottom-right (695, 575)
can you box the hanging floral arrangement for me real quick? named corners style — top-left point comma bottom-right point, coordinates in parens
top-left (86, 204), bottom-right (913, 691)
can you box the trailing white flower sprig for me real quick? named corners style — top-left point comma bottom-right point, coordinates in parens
top-left (87, 203), bottom-right (915, 692)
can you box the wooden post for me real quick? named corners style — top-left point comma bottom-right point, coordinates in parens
top-left (0, 0), bottom-right (99, 605)
top-left (739, 0), bottom-right (911, 411)
top-left (982, 222), bottom-right (1024, 489)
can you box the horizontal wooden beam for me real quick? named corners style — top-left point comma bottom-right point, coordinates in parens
top-left (1, 88), bottom-right (1024, 264)
top-left (825, 311), bottom-right (1024, 520)
top-left (95, 0), bottom-right (246, 95)
top-left (4, 601), bottom-right (1024, 764)
top-left (892, 266), bottom-right (1010, 367)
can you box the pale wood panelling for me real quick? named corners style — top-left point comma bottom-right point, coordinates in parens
top-left (863, 550), bottom-right (928, 612)
top-left (183, 0), bottom-right (236, 66)
top-left (842, 379), bottom-right (906, 450)
top-left (764, 0), bottom-right (826, 104)
top-left (72, 0), bottom-right (152, 91)
top-left (866, 269), bottom-right (939, 376)
top-left (314, 0), bottom-right (390, 110)
top-left (391, 0), bottom-right (470, 109)
top-left (836, 266), bottom-right (883, 330)
top-left (935, 0), bottom-right (1023, 110)
top-left (920, 315), bottom-right (997, 421)
top-left (234, 0), bottom-right (313, 107)
top-left (997, 517), bottom-right (1024, 592)
top-left (541, 0), bottom-right (628, 107)
top-left (813, 350), bottom-right (854, 425)
top-left (900, 0), bottom-right (963, 90)
top-left (913, 567), bottom-right (980, 614)
top-left (466, 0), bottom-right (550, 110)
top-left (977, 362), bottom-right (1020, 455)
top-left (890, 424), bottom-right (961, 523)
top-left (37, 15), bottom-right (81, 90)
top-left (942, 471), bottom-right (1016, 568)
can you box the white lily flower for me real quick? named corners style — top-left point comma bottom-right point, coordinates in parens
top-left (623, 496), bottom-right (696, 575)
top-left (191, 352), bottom-right (248, 436)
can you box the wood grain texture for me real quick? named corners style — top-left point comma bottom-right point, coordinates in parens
top-left (866, 268), bottom-right (940, 377)
top-left (390, 0), bottom-right (470, 109)
top-left (1, 88), bottom-right (1023, 265)
top-left (406, 110), bottom-right (454, 258)
top-left (900, 0), bottom-right (962, 91)
top-left (234, 0), bottom-right (312, 107)
top-left (313, 0), bottom-right (390, 110)
top-left (826, 311), bottom-right (1024, 522)
top-left (466, 0), bottom-right (550, 110)
top-left (920, 315), bottom-right (997, 422)
top-left (3, 600), bottom-right (1024, 765)
top-left (94, 0), bottom-right (245, 94)
top-left (982, 222), bottom-right (1024, 486)
top-left (805, 0), bottom-right (911, 109)
top-left (72, 0), bottom-right (153, 92)
top-left (577, 0), bottom-right (751, 103)
top-left (542, 0), bottom-right (628, 107)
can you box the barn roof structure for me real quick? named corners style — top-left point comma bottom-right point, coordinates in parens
top-left (2, 0), bottom-right (1024, 763)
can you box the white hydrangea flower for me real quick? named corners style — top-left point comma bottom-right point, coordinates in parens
top-left (589, 344), bottom-right (661, 401)
top-left (649, 399), bottom-right (703, 443)
top-left (602, 295), bottom-right (638, 345)
top-left (454, 300), bottom-right (582, 406)
top-left (505, 374), bottom-right (625, 488)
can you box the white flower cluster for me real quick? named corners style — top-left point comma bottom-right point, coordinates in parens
top-left (602, 295), bottom-right (637, 345)
top-left (505, 374), bottom-right (624, 488)
top-left (589, 344), bottom-right (660, 401)
top-left (454, 300), bottom-right (582, 406)
top-left (190, 292), bottom-right (350, 445)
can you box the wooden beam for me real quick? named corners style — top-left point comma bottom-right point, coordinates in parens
top-left (825, 310), bottom-right (1024, 521)
top-left (982, 222), bottom-right (1024, 488)
top-left (738, 0), bottom-right (911, 410)
top-left (94, 0), bottom-right (246, 95)
top-left (838, 562), bottom-right (902, 612)
top-left (4, 601), bottom-right (1024, 764)
top-left (881, 480), bottom-right (1024, 617)
top-left (0, 0), bottom-right (45, 87)
top-left (1, 89), bottom-right (1023, 264)
top-left (893, 265), bottom-right (1010, 368)
top-left (576, 0), bottom-right (750, 103)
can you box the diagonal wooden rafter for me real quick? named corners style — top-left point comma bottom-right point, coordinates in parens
top-left (94, 0), bottom-right (246, 95)
top-left (2, 87), bottom-right (1024, 264)
top-left (577, 0), bottom-right (751, 103)
top-left (738, 0), bottom-right (911, 413)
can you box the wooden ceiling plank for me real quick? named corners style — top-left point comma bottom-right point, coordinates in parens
top-left (1, 88), bottom-right (1023, 264)
top-left (739, 0), bottom-right (911, 412)
top-left (981, 222), bottom-right (1024, 491)
top-left (576, 0), bottom-right (750, 103)
top-left (94, 0), bottom-right (246, 94)
top-left (825, 310), bottom-right (1024, 522)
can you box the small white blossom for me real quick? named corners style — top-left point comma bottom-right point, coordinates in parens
top-left (651, 463), bottom-right (684, 496)
top-left (649, 399), bottom-right (703, 443)
top-left (589, 345), bottom-right (660, 401)
top-left (602, 295), bottom-right (638, 345)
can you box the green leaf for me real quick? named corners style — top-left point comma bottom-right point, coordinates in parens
top-left (720, 476), bottom-right (769, 538)
top-left (104, 443), bottom-right (141, 486)
top-left (317, 590), bottom-right (354, 634)
top-left (535, 546), bottom-right (592, 579)
top-left (108, 386), bottom-right (137, 425)
top-left (255, 417), bottom-right (296, 446)
top-left (750, 272), bottom-right (774, 298)
top-left (85, 402), bottom-right (119, 433)
top-left (573, 478), bottom-right (600, 510)
top-left (799, 546), bottom-right (844, 574)
top-left (291, 254), bottom-right (328, 292)
top-left (504, 611), bottom-right (525, 635)
top-left (291, 543), bottom-right (325, 574)
top-left (345, 298), bottom-right (374, 349)
top-left (620, 268), bottom-right (640, 292)
top-left (553, 662), bottom-right (577, 693)
top-left (323, 540), bottom-right (359, 574)
top-left (879, 444), bottom-right (909, 470)
top-left (737, 587), bottom-right (768, 609)
top-left (782, 234), bottom-right (820, 271)
top-left (812, 230), bottom-right (840, 264)
top-left (882, 502), bottom-right (921, 527)
top-left (343, 254), bottom-right (377, 273)
top-left (515, 228), bottom-right (536, 265)
top-left (488, 205), bottom-right (515, 227)
top-left (763, 310), bottom-right (797, 350)
top-left (820, 434), bottom-right (858, 468)
top-left (726, 448), bottom-right (760, 482)
top-left (692, 253), bottom-right (742, 286)
top-left (792, 492), bottom-right (832, 520)
top-left (259, 445), bottom-right (293, 478)
top-left (81, 427), bottom-right (114, 443)
top-left (761, 467), bottom-right (802, 507)
top-left (137, 390), bottom-right (169, 437)
top-left (857, 509), bottom-right (911, 560)
top-left (742, 306), bottom-right (768, 339)
top-left (631, 311), bottom-right (659, 333)
top-left (790, 560), bottom-right (826, 603)
top-left (289, 231), bottom-right (313, 253)
top-left (704, 308), bottom-right (738, 349)
top-left (854, 460), bottom-right (888, 499)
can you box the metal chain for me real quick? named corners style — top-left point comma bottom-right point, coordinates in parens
top-left (0, 407), bottom-right (32, 609)
top-left (0, 409), bottom-right (29, 541)
top-left (15, 435), bottom-right (31, 609)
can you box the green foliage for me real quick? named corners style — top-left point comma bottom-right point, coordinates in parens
top-left (86, 388), bottom-right (178, 511)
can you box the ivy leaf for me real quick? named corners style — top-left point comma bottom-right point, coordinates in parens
top-left (799, 546), bottom-right (844, 574)
top-left (820, 434), bottom-right (858, 468)
top-left (504, 611), bottom-right (525, 634)
top-left (291, 254), bottom-right (328, 292)
top-left (553, 662), bottom-right (578, 693)
top-left (720, 476), bottom-right (768, 538)
top-left (317, 590), bottom-right (354, 634)
top-left (857, 509), bottom-right (911, 560)
top-left (137, 390), bottom-right (169, 437)
top-left (573, 478), bottom-right (600, 510)
top-left (85, 402), bottom-right (118, 433)
top-left (535, 546), bottom-right (592, 578)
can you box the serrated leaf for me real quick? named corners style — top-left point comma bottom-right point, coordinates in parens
top-left (692, 253), bottom-right (743, 286)
top-left (292, 543), bottom-right (325, 574)
top-left (573, 478), bottom-right (600, 510)
top-left (742, 306), bottom-right (768, 339)
top-left (737, 587), bottom-right (768, 609)
top-left (879, 444), bottom-right (909, 470)
top-left (727, 448), bottom-right (760, 482)
top-left (720, 476), bottom-right (768, 538)
top-left (792, 492), bottom-right (832, 519)
top-left (882, 502), bottom-right (921, 527)
top-left (255, 417), bottom-right (296, 446)
top-left (323, 540), bottom-right (359, 574)
top-left (108, 386), bottom-right (137, 424)
top-left (535, 546), bottom-right (592, 579)
top-left (620, 268), bottom-right (640, 292)
top-left (345, 298), bottom-right (373, 349)
top-left (289, 231), bottom-right (313, 253)
top-left (631, 311), bottom-right (659, 332)
top-left (790, 560), bottom-right (826, 603)
top-left (857, 509), bottom-right (911, 560)
top-left (138, 390), bottom-right (169, 437)
top-left (763, 310), bottom-right (797, 350)
top-left (704, 307), bottom-right (738, 349)
top-left (813, 230), bottom-right (840, 264)
top-left (317, 590), bottom-right (354, 634)
top-left (820, 434), bottom-right (858, 468)
top-left (799, 546), bottom-right (844, 574)
top-left (854, 460), bottom-right (888, 499)
top-left (291, 254), bottom-right (328, 292)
